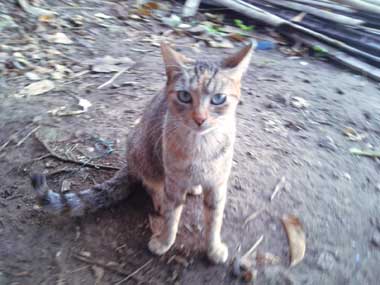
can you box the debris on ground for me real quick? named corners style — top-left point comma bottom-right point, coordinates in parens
top-left (282, 215), bottom-right (306, 267)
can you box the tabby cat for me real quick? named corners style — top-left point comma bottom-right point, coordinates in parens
top-left (31, 42), bottom-right (253, 264)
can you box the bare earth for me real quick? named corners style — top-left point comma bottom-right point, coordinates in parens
top-left (1, 1), bottom-right (380, 284)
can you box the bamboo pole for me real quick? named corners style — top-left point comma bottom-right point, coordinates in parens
top-left (332, 0), bottom-right (380, 14)
top-left (265, 0), bottom-right (364, 26)
top-left (213, 0), bottom-right (380, 66)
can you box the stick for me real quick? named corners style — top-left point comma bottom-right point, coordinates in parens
top-left (97, 67), bottom-right (128, 89)
top-left (291, 33), bottom-right (380, 81)
top-left (34, 134), bottom-right (120, 171)
top-left (214, 0), bottom-right (380, 66)
top-left (265, 0), bottom-right (365, 26)
top-left (114, 259), bottom-right (153, 285)
top-left (16, 125), bottom-right (40, 147)
top-left (270, 176), bottom-right (286, 201)
top-left (289, 0), bottom-right (355, 13)
top-left (332, 0), bottom-right (380, 14)
top-left (241, 235), bottom-right (264, 261)
top-left (243, 208), bottom-right (264, 226)
top-left (72, 254), bottom-right (143, 282)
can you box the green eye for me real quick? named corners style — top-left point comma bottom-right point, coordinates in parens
top-left (211, 94), bottom-right (227, 105)
top-left (177, 91), bottom-right (192, 104)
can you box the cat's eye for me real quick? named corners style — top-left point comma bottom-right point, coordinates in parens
top-left (211, 94), bottom-right (227, 105)
top-left (177, 91), bottom-right (192, 104)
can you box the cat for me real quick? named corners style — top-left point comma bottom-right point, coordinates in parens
top-left (31, 42), bottom-right (253, 264)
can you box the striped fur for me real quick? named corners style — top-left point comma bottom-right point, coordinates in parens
top-left (31, 168), bottom-right (131, 216)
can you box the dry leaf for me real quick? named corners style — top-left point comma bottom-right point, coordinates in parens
top-left (206, 39), bottom-right (234, 49)
top-left (342, 127), bottom-right (366, 141)
top-left (282, 215), bottom-right (305, 267)
top-left (44, 32), bottom-right (73, 45)
top-left (16, 80), bottom-right (55, 97)
top-left (84, 55), bottom-right (135, 73)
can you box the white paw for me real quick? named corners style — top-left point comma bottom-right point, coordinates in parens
top-left (188, 185), bottom-right (202, 196)
top-left (207, 242), bottom-right (229, 264)
top-left (148, 237), bottom-right (172, 256)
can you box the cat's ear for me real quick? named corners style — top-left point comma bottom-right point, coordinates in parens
top-left (160, 42), bottom-right (191, 80)
top-left (221, 42), bottom-right (254, 81)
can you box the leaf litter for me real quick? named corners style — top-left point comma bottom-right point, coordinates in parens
top-left (282, 214), bottom-right (306, 267)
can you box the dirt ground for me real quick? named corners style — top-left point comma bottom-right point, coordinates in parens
top-left (1, 1), bottom-right (380, 284)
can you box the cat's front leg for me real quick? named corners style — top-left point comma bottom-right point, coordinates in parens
top-left (148, 179), bottom-right (185, 256)
top-left (204, 183), bottom-right (228, 264)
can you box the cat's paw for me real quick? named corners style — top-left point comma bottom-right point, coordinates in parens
top-left (148, 237), bottom-right (172, 256)
top-left (188, 185), bottom-right (202, 196)
top-left (207, 242), bottom-right (229, 264)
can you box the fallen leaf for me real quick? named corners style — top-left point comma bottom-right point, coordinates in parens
top-left (161, 14), bottom-right (181, 28)
top-left (43, 32), bottom-right (73, 44)
top-left (16, 80), bottom-right (55, 97)
top-left (84, 55), bottom-right (135, 73)
top-left (206, 39), bottom-right (234, 48)
top-left (48, 97), bottom-right (92, 116)
top-left (25, 71), bottom-right (42, 81)
top-left (282, 215), bottom-right (306, 267)
top-left (342, 127), bottom-right (366, 141)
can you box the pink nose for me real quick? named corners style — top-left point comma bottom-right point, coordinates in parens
top-left (193, 115), bottom-right (207, 126)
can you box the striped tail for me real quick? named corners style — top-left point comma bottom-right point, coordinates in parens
top-left (31, 167), bottom-right (132, 217)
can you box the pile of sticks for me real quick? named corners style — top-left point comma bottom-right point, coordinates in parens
top-left (187, 0), bottom-right (380, 80)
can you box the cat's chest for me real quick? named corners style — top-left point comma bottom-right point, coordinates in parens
top-left (163, 131), bottom-right (234, 176)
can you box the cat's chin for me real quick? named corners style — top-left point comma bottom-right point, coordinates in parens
top-left (194, 126), bottom-right (216, 135)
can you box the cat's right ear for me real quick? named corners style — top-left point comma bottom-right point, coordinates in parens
top-left (160, 42), bottom-right (191, 80)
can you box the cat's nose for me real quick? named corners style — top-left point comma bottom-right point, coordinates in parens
top-left (193, 115), bottom-right (207, 126)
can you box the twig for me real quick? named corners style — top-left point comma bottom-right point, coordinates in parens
top-left (16, 125), bottom-right (40, 147)
top-left (72, 254), bottom-right (143, 282)
top-left (114, 259), bottom-right (153, 285)
top-left (241, 235), bottom-right (264, 261)
top-left (243, 208), bottom-right (264, 226)
top-left (270, 176), bottom-right (286, 201)
top-left (97, 67), bottom-right (128, 89)
top-left (34, 134), bottom-right (120, 171)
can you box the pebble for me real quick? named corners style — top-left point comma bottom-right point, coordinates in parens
top-left (270, 93), bottom-right (289, 105)
top-left (375, 183), bottom-right (380, 192)
top-left (318, 136), bottom-right (337, 151)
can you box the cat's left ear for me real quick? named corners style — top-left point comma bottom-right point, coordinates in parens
top-left (160, 42), bottom-right (192, 80)
top-left (221, 42), bottom-right (254, 81)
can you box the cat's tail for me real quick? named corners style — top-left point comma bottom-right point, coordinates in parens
top-left (30, 167), bottom-right (132, 217)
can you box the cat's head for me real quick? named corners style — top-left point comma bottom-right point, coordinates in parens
top-left (161, 42), bottom-right (253, 134)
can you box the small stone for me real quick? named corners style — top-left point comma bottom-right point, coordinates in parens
top-left (371, 232), bottom-right (380, 247)
top-left (318, 136), bottom-right (337, 151)
top-left (375, 184), bottom-right (380, 192)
